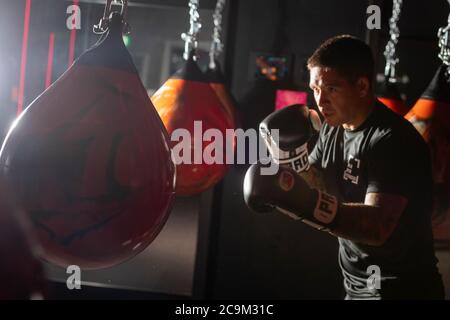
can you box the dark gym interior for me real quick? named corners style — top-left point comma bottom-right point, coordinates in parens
top-left (0, 0), bottom-right (449, 301)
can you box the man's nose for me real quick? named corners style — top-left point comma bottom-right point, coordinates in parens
top-left (316, 91), bottom-right (329, 107)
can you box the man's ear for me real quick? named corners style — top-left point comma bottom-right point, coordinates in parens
top-left (356, 77), bottom-right (370, 98)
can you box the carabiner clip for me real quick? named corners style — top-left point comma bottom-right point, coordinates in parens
top-left (93, 0), bottom-right (129, 35)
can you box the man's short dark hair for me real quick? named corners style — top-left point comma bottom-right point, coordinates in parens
top-left (307, 35), bottom-right (374, 85)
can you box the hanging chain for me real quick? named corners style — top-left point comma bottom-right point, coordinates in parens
top-left (93, 0), bottom-right (129, 35)
top-left (181, 0), bottom-right (202, 60)
top-left (438, 0), bottom-right (450, 77)
top-left (383, 0), bottom-right (403, 82)
top-left (209, 0), bottom-right (226, 70)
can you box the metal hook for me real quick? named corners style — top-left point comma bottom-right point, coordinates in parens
top-left (93, 0), bottom-right (113, 34)
top-left (93, 0), bottom-right (129, 35)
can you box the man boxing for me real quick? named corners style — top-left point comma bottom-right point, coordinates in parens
top-left (243, 35), bottom-right (445, 299)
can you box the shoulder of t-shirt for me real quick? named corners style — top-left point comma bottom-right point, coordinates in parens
top-left (369, 102), bottom-right (427, 150)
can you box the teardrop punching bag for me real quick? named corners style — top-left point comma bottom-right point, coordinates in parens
top-left (377, 81), bottom-right (409, 115)
top-left (0, 13), bottom-right (175, 269)
top-left (151, 54), bottom-right (234, 196)
top-left (405, 65), bottom-right (450, 225)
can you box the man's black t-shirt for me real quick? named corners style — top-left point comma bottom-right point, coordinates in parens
top-left (309, 101), bottom-right (443, 299)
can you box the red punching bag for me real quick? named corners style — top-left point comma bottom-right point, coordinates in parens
top-left (405, 65), bottom-right (450, 228)
top-left (0, 12), bottom-right (175, 269)
top-left (151, 54), bottom-right (234, 195)
top-left (377, 81), bottom-right (409, 115)
top-left (0, 184), bottom-right (46, 300)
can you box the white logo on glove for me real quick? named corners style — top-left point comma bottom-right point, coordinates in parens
top-left (313, 191), bottom-right (338, 224)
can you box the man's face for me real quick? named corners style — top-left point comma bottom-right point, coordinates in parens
top-left (309, 66), bottom-right (366, 127)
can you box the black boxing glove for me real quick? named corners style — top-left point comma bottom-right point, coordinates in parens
top-left (259, 104), bottom-right (321, 173)
top-left (243, 161), bottom-right (338, 231)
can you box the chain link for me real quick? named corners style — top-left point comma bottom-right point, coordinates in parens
top-left (383, 0), bottom-right (403, 81)
top-left (438, 0), bottom-right (450, 77)
top-left (209, 0), bottom-right (226, 70)
top-left (181, 0), bottom-right (202, 60)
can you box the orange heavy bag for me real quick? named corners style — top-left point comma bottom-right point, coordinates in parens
top-left (377, 81), bottom-right (409, 115)
top-left (0, 185), bottom-right (46, 300)
top-left (405, 65), bottom-right (450, 227)
top-left (151, 55), bottom-right (234, 195)
top-left (0, 13), bottom-right (175, 269)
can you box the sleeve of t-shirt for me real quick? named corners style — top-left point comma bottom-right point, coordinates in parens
top-left (308, 126), bottom-right (324, 167)
top-left (366, 132), bottom-right (414, 197)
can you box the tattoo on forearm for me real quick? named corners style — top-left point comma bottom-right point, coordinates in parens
top-left (301, 166), bottom-right (326, 191)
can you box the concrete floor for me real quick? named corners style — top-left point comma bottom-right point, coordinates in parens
top-left (436, 250), bottom-right (450, 299)
top-left (45, 196), bottom-right (200, 297)
top-left (43, 197), bottom-right (450, 299)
